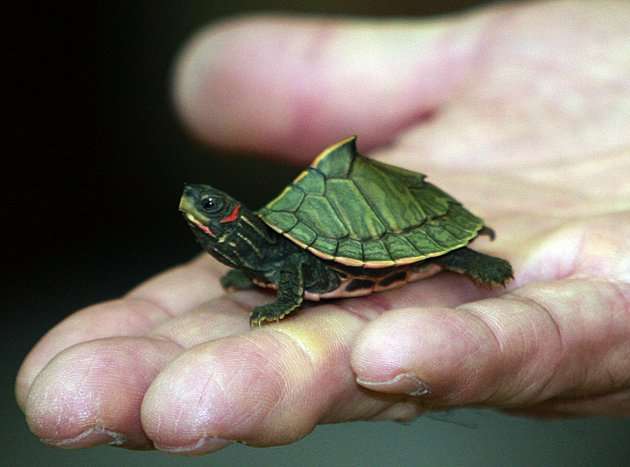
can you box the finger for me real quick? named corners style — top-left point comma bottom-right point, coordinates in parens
top-left (138, 274), bottom-right (496, 454)
top-left (25, 337), bottom-right (181, 449)
top-left (141, 305), bottom-right (380, 454)
top-left (16, 255), bottom-right (225, 410)
top-left (23, 296), bottom-right (257, 450)
top-left (174, 13), bottom-right (490, 160)
top-left (351, 277), bottom-right (630, 411)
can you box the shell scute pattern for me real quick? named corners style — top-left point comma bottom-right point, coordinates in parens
top-left (258, 136), bottom-right (483, 268)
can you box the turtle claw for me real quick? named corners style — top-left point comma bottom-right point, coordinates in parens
top-left (250, 317), bottom-right (264, 327)
top-left (248, 306), bottom-right (273, 327)
top-left (248, 304), bottom-right (295, 327)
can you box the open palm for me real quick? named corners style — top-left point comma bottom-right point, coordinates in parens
top-left (17, 0), bottom-right (630, 454)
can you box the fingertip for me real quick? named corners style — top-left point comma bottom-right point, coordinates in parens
top-left (173, 18), bottom-right (248, 150)
top-left (142, 307), bottom-right (367, 449)
top-left (173, 15), bottom-right (356, 157)
top-left (351, 307), bottom-right (498, 404)
top-left (25, 337), bottom-right (180, 449)
top-left (141, 333), bottom-right (317, 449)
top-left (15, 299), bottom-right (170, 410)
top-left (173, 14), bottom-right (479, 160)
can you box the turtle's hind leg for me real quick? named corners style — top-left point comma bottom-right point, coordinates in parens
top-left (435, 247), bottom-right (513, 286)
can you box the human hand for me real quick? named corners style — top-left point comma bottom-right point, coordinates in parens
top-left (17, 0), bottom-right (630, 454)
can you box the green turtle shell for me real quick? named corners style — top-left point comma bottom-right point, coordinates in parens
top-left (257, 136), bottom-right (484, 268)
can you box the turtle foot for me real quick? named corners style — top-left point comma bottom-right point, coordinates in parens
top-left (249, 303), bottom-right (299, 327)
top-left (436, 247), bottom-right (513, 287)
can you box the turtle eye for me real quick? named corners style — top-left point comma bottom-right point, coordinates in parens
top-left (200, 195), bottom-right (223, 213)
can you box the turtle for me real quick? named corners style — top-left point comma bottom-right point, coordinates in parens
top-left (179, 136), bottom-right (513, 326)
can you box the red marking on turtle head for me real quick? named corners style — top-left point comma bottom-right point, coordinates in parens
top-left (220, 203), bottom-right (241, 223)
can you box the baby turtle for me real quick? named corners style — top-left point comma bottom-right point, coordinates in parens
top-left (179, 136), bottom-right (512, 326)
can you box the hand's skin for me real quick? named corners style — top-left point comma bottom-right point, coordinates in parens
top-left (16, 0), bottom-right (630, 455)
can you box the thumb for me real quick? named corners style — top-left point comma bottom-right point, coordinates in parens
top-left (173, 12), bottom-right (490, 161)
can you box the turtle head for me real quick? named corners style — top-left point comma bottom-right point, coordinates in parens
top-left (179, 184), bottom-right (243, 242)
top-left (180, 183), bottom-right (277, 269)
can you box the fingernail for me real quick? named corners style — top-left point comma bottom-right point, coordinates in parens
top-left (357, 372), bottom-right (431, 397)
top-left (41, 426), bottom-right (127, 448)
top-left (154, 437), bottom-right (233, 455)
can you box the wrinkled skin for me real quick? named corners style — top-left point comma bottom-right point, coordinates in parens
top-left (16, 0), bottom-right (630, 455)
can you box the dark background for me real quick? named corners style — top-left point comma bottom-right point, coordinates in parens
top-left (7, 1), bottom-right (630, 466)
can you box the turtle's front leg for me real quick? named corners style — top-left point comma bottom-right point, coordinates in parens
top-left (220, 269), bottom-right (255, 291)
top-left (249, 256), bottom-right (305, 327)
